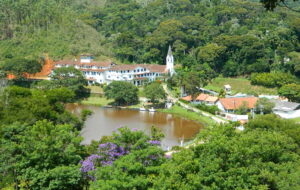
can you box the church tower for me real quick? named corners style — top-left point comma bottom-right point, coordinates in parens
top-left (166, 45), bottom-right (175, 76)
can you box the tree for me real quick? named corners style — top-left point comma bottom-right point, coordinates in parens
top-left (197, 43), bottom-right (226, 71)
top-left (255, 98), bottom-right (275, 114)
top-left (1, 58), bottom-right (42, 78)
top-left (250, 72), bottom-right (296, 88)
top-left (261, 0), bottom-right (299, 10)
top-left (36, 67), bottom-right (90, 100)
top-left (236, 101), bottom-right (249, 115)
top-left (104, 81), bottom-right (138, 105)
top-left (222, 60), bottom-right (239, 77)
top-left (81, 127), bottom-right (166, 190)
top-left (154, 124), bottom-right (300, 189)
top-left (46, 88), bottom-right (76, 104)
top-left (144, 82), bottom-right (166, 103)
top-left (278, 83), bottom-right (300, 102)
top-left (0, 121), bottom-right (84, 189)
top-left (0, 86), bottom-right (82, 127)
top-left (180, 71), bottom-right (207, 101)
top-left (246, 114), bottom-right (300, 146)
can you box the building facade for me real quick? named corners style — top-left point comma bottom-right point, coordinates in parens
top-left (54, 48), bottom-right (174, 85)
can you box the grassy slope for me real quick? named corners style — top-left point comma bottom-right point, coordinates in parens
top-left (81, 97), bottom-right (113, 106)
top-left (160, 105), bottom-right (216, 126)
top-left (205, 77), bottom-right (278, 95)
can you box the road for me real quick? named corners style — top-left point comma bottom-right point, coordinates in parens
top-left (162, 84), bottom-right (226, 124)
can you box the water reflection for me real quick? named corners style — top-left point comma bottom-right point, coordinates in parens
top-left (66, 104), bottom-right (203, 147)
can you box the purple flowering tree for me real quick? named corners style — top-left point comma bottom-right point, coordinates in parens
top-left (80, 127), bottom-right (165, 182)
top-left (80, 142), bottom-right (127, 179)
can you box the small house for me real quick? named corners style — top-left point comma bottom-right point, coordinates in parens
top-left (182, 93), bottom-right (219, 105)
top-left (217, 97), bottom-right (258, 113)
top-left (224, 84), bottom-right (231, 94)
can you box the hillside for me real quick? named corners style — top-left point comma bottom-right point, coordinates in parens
top-left (0, 0), bottom-right (299, 77)
top-left (0, 0), bottom-right (112, 60)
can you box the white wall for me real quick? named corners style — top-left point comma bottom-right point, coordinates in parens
top-left (273, 110), bottom-right (300, 119)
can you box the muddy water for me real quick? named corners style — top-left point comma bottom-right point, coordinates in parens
top-left (66, 104), bottom-right (203, 148)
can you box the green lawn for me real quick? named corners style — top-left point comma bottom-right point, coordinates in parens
top-left (205, 77), bottom-right (278, 95)
top-left (159, 105), bottom-right (216, 126)
top-left (86, 86), bottom-right (104, 94)
top-left (81, 97), bottom-right (113, 106)
top-left (138, 87), bottom-right (145, 97)
top-left (289, 117), bottom-right (300, 123)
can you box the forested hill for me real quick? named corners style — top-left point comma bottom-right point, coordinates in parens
top-left (0, 0), bottom-right (299, 77)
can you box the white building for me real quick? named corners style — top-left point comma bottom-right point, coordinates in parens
top-left (54, 47), bottom-right (175, 85)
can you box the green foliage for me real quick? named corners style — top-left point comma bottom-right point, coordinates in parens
top-left (0, 86), bottom-right (82, 127)
top-left (246, 114), bottom-right (300, 146)
top-left (218, 89), bottom-right (226, 98)
top-left (80, 109), bottom-right (93, 122)
top-left (179, 71), bottom-right (208, 100)
top-left (46, 88), bottom-right (75, 104)
top-left (144, 82), bottom-right (166, 103)
top-left (90, 146), bottom-right (165, 190)
top-left (251, 72), bottom-right (297, 88)
top-left (1, 58), bottom-right (42, 78)
top-left (205, 77), bottom-right (278, 95)
top-left (278, 83), bottom-right (300, 102)
top-left (236, 101), bottom-right (249, 115)
top-left (0, 0), bottom-right (111, 59)
top-left (195, 104), bottom-right (220, 115)
top-left (155, 124), bottom-right (300, 189)
top-left (104, 81), bottom-right (139, 105)
top-left (35, 67), bottom-right (90, 100)
top-left (85, 127), bottom-right (166, 190)
top-left (27, 165), bottom-right (84, 190)
top-left (255, 98), bottom-right (275, 114)
top-left (1, 0), bottom-right (299, 79)
top-left (261, 0), bottom-right (300, 10)
top-left (160, 105), bottom-right (216, 126)
top-left (0, 120), bottom-right (84, 189)
top-left (150, 126), bottom-right (165, 140)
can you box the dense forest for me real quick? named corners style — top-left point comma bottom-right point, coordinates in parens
top-left (0, 0), bottom-right (299, 77)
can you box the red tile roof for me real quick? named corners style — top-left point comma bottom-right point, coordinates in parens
top-left (55, 60), bottom-right (114, 67)
top-left (220, 97), bottom-right (258, 110)
top-left (181, 93), bottom-right (218, 103)
top-left (79, 69), bottom-right (105, 72)
top-left (109, 64), bottom-right (167, 73)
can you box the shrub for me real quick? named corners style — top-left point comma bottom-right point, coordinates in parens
top-left (250, 72), bottom-right (296, 88)
top-left (195, 104), bottom-right (219, 115)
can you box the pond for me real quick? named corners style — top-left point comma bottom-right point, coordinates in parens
top-left (66, 104), bottom-right (203, 149)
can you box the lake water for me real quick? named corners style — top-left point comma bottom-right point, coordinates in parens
top-left (66, 104), bottom-right (203, 149)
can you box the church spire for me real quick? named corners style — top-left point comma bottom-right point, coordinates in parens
top-left (166, 45), bottom-right (175, 76)
top-left (167, 45), bottom-right (173, 56)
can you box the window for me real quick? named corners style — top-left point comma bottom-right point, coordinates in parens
top-left (128, 70), bottom-right (130, 73)
top-left (137, 69), bottom-right (140, 72)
